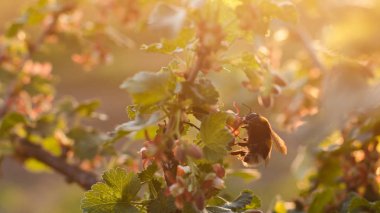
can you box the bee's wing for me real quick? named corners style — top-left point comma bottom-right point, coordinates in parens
top-left (270, 129), bottom-right (287, 155)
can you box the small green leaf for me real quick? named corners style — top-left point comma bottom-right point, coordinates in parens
top-left (274, 200), bottom-right (287, 213)
top-left (24, 158), bottom-right (51, 173)
top-left (0, 112), bottom-right (26, 137)
top-left (121, 71), bottom-right (176, 106)
top-left (34, 114), bottom-right (57, 137)
top-left (23, 76), bottom-right (53, 96)
top-left (228, 169), bottom-right (261, 183)
top-left (206, 206), bottom-right (233, 213)
top-left (141, 28), bottom-right (194, 54)
top-left (41, 137), bottom-right (61, 156)
top-left (81, 168), bottom-right (141, 213)
top-left (200, 112), bottom-right (233, 162)
top-left (75, 100), bottom-right (101, 117)
top-left (341, 193), bottom-right (380, 213)
top-left (67, 128), bottom-right (105, 160)
top-left (148, 2), bottom-right (186, 36)
top-left (6, 20), bottom-right (24, 37)
top-left (116, 111), bottom-right (163, 132)
top-left (147, 191), bottom-right (176, 213)
top-left (276, 1), bottom-right (298, 23)
top-left (207, 196), bottom-right (228, 207)
top-left (347, 196), bottom-right (370, 213)
top-left (223, 190), bottom-right (261, 211)
top-left (126, 105), bottom-right (137, 120)
top-left (181, 78), bottom-right (219, 106)
top-left (26, 7), bottom-right (46, 25)
top-left (138, 163), bottom-right (158, 183)
top-left (308, 188), bottom-right (335, 213)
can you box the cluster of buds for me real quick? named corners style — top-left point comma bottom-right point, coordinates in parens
top-left (173, 140), bottom-right (203, 163)
top-left (4, 60), bottom-right (54, 120)
top-left (235, 1), bottom-right (262, 32)
top-left (168, 164), bottom-right (226, 211)
top-left (139, 134), bottom-right (163, 167)
top-left (235, 0), bottom-right (270, 35)
top-left (10, 91), bottom-right (53, 120)
top-left (22, 60), bottom-right (52, 80)
top-left (342, 142), bottom-right (380, 200)
top-left (95, 0), bottom-right (140, 28)
top-left (72, 44), bottom-right (112, 71)
top-left (196, 20), bottom-right (225, 74)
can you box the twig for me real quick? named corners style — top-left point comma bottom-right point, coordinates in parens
top-left (186, 56), bottom-right (201, 83)
top-left (183, 121), bottom-right (200, 131)
top-left (14, 139), bottom-right (98, 190)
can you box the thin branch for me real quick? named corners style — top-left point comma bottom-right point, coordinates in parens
top-left (186, 56), bottom-right (201, 83)
top-left (14, 139), bottom-right (98, 190)
top-left (183, 121), bottom-right (200, 131)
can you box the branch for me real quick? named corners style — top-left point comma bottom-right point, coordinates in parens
top-left (186, 56), bottom-right (201, 83)
top-left (14, 139), bottom-right (98, 190)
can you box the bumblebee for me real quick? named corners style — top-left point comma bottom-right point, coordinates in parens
top-left (231, 113), bottom-right (287, 166)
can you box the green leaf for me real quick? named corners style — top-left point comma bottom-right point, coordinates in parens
top-left (67, 128), bottom-right (105, 160)
top-left (206, 206), bottom-right (233, 213)
top-left (275, 1), bottom-right (298, 23)
top-left (147, 191), bottom-right (176, 213)
top-left (148, 2), bottom-right (186, 36)
top-left (138, 163), bottom-right (158, 183)
top-left (181, 78), bottom-right (219, 106)
top-left (207, 196), bottom-right (228, 207)
top-left (75, 100), bottom-right (101, 117)
top-left (308, 188), bottom-right (335, 213)
top-left (81, 168), bottom-right (141, 213)
top-left (347, 196), bottom-right (370, 213)
top-left (223, 190), bottom-right (261, 211)
top-left (274, 200), bottom-right (287, 213)
top-left (126, 105), bottom-right (138, 120)
top-left (23, 76), bottom-right (53, 96)
top-left (120, 71), bottom-right (176, 106)
top-left (24, 158), bottom-right (51, 173)
top-left (26, 7), bottom-right (46, 25)
top-left (182, 203), bottom-right (199, 213)
top-left (341, 193), bottom-right (380, 213)
top-left (141, 28), bottom-right (194, 54)
top-left (228, 169), bottom-right (261, 183)
top-left (200, 112), bottom-right (233, 162)
top-left (0, 112), bottom-right (26, 137)
top-left (34, 114), bottom-right (57, 137)
top-left (116, 111), bottom-right (163, 132)
top-left (6, 20), bottom-right (25, 37)
top-left (41, 137), bottom-right (61, 156)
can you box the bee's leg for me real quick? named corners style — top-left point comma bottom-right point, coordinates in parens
top-left (230, 150), bottom-right (247, 157)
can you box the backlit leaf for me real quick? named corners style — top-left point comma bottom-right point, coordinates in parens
top-left (81, 168), bottom-right (141, 213)
top-left (223, 190), bottom-right (261, 211)
top-left (120, 71), bottom-right (176, 106)
top-left (200, 112), bottom-right (233, 162)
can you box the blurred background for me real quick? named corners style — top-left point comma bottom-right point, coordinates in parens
top-left (1, 0), bottom-right (380, 212)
